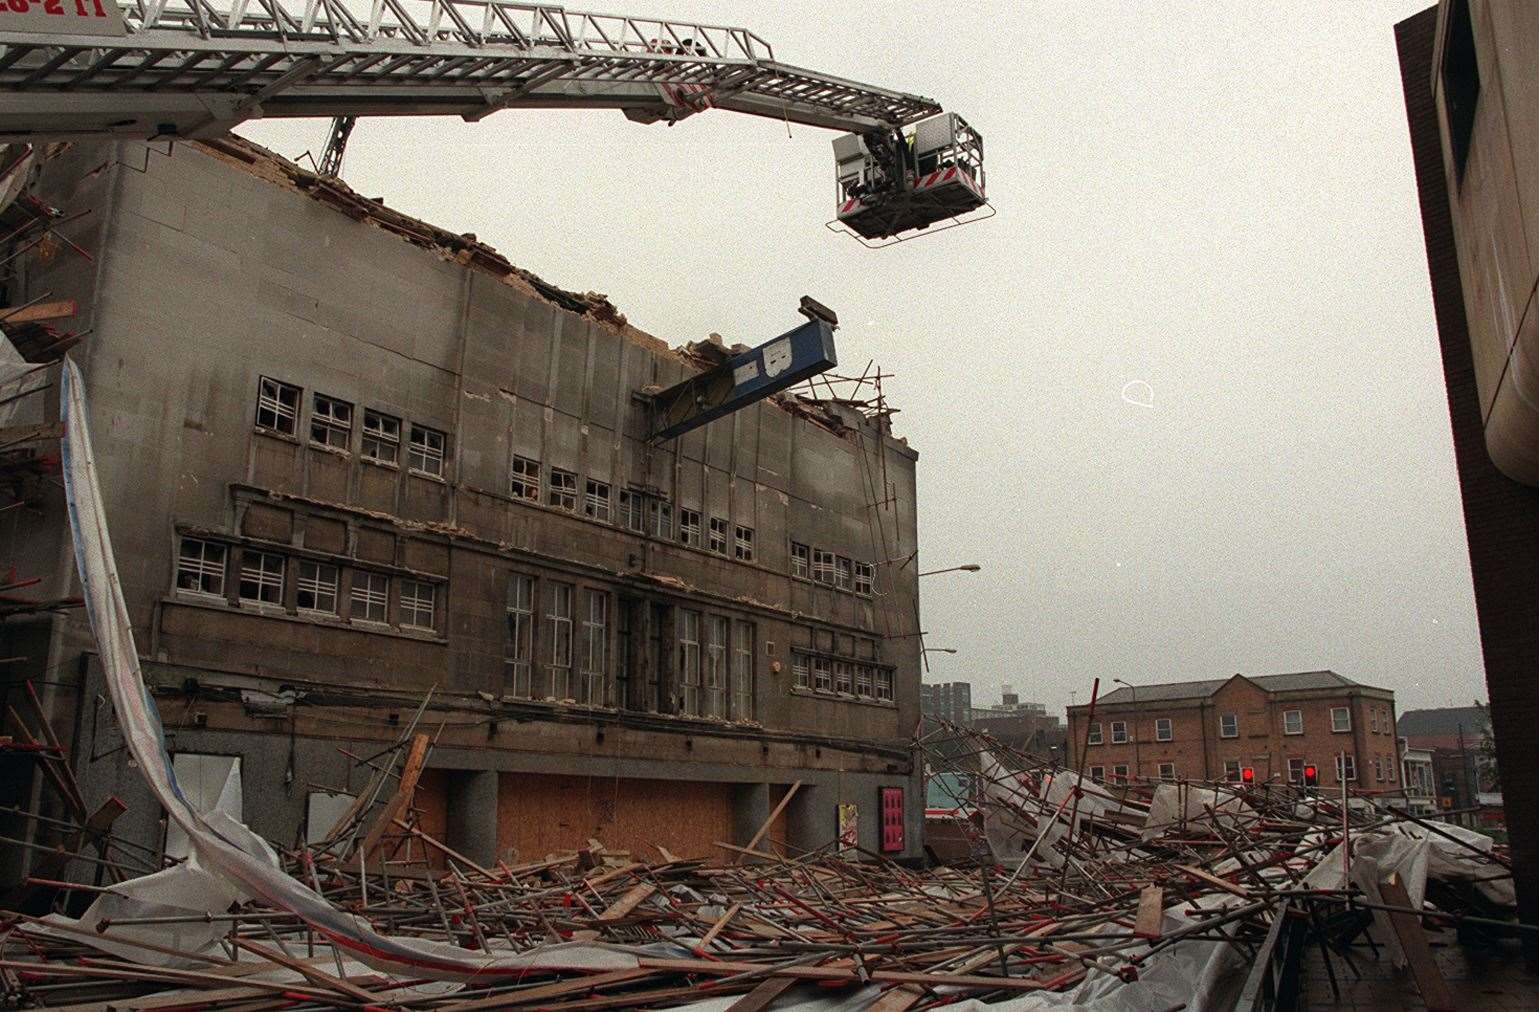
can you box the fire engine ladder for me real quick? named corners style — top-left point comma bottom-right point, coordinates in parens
top-left (0, 0), bottom-right (944, 142)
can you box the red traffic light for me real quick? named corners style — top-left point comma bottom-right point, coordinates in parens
top-left (1241, 767), bottom-right (1255, 784)
top-left (1302, 764), bottom-right (1318, 787)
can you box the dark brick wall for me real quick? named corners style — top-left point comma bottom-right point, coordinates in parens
top-left (1397, 6), bottom-right (1539, 952)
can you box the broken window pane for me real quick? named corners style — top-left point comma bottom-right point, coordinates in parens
top-left (311, 393), bottom-right (352, 450)
top-left (408, 425), bottom-right (446, 477)
top-left (678, 609), bottom-right (702, 715)
top-left (546, 582), bottom-right (573, 699)
top-left (679, 508), bottom-right (702, 547)
top-left (584, 479), bottom-right (611, 523)
top-left (510, 455), bottom-right (541, 501)
top-left (790, 541), bottom-right (810, 578)
top-left (549, 468), bottom-right (578, 511)
top-left (733, 524), bottom-right (754, 562)
top-left (708, 517), bottom-right (728, 554)
top-left (362, 410), bottom-right (400, 465)
top-left (256, 377), bottom-right (299, 434)
top-left (579, 589), bottom-right (608, 705)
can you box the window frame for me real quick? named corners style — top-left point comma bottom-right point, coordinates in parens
top-left (790, 541), bottom-right (810, 579)
top-left (678, 609), bottom-right (702, 714)
top-left (854, 561), bottom-right (875, 596)
top-left (812, 548), bottom-right (836, 585)
top-left (548, 468), bottom-right (579, 512)
top-left (1224, 759), bottom-right (1242, 783)
top-left (361, 410), bottom-right (401, 466)
top-left (733, 524), bottom-right (754, 562)
top-left (1110, 720), bottom-right (1128, 744)
top-left (296, 560), bottom-right (339, 616)
top-left (399, 578), bottom-right (436, 632)
top-left (1089, 765), bottom-right (1105, 783)
top-left (350, 570), bottom-right (389, 624)
top-left (707, 517), bottom-right (729, 555)
top-left (1283, 709), bottom-right (1303, 736)
top-left (1112, 763), bottom-right (1129, 782)
top-left (679, 508), bottom-right (702, 547)
top-left (407, 424), bottom-right (446, 478)
top-left (1331, 707), bottom-right (1351, 733)
top-left (176, 537), bottom-right (228, 598)
top-left (237, 549), bottom-right (285, 608)
top-left (731, 620), bottom-right (754, 719)
top-left (1087, 722), bottom-right (1103, 745)
top-left (579, 588), bottom-right (608, 706)
top-left (1157, 762), bottom-right (1176, 782)
top-left (1219, 712), bottom-right (1238, 739)
top-left (1287, 757), bottom-right (1305, 784)
top-left (1337, 753), bottom-right (1357, 782)
top-left (1154, 717), bottom-right (1173, 742)
top-left (834, 555), bottom-right (852, 590)
top-left (255, 376), bottom-right (299, 435)
top-left (310, 393), bottom-right (353, 451)
top-left (505, 572), bottom-right (535, 698)
top-left (545, 582), bottom-right (574, 699)
top-left (510, 455), bottom-right (541, 501)
top-left (704, 614), bottom-right (728, 718)
top-left (584, 479), bottom-right (612, 523)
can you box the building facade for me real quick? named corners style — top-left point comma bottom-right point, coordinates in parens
top-left (0, 136), bottom-right (926, 876)
top-left (1397, 1), bottom-right (1539, 946)
top-left (919, 681), bottom-right (972, 725)
top-left (1400, 740), bottom-right (1438, 817)
top-left (1065, 672), bottom-right (1397, 789)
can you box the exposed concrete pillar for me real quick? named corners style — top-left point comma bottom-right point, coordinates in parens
top-left (444, 770), bottom-right (498, 867)
top-left (731, 783), bottom-right (772, 855)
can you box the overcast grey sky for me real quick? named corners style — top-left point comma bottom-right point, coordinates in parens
top-left (239, 0), bottom-right (1485, 717)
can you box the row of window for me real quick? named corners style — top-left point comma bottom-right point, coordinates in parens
top-left (509, 456), bottom-right (759, 562)
top-left (177, 538), bottom-right (437, 630)
top-left (789, 542), bottom-right (876, 596)
top-left (1090, 754), bottom-right (1371, 786)
top-left (791, 648), bottom-right (894, 702)
top-left (258, 378), bottom-right (448, 477)
top-left (1224, 755), bottom-right (1369, 784)
top-left (503, 572), bottom-right (755, 718)
top-left (1087, 706), bottom-right (1356, 746)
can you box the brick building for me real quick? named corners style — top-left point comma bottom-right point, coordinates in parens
top-left (0, 136), bottom-right (926, 880)
top-left (1396, 1), bottom-right (1539, 948)
top-left (1065, 671), bottom-right (1398, 789)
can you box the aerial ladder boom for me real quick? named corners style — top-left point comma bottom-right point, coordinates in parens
top-left (0, 0), bottom-right (987, 238)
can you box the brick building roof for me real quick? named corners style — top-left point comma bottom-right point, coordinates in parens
top-left (1396, 705), bottom-right (1488, 737)
top-left (1093, 670), bottom-right (1363, 706)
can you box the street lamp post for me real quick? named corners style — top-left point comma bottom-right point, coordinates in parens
top-left (1113, 678), bottom-right (1140, 781)
top-left (918, 564), bottom-right (981, 577)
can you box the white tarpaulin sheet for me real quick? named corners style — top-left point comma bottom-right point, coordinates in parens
top-left (1140, 783), bottom-right (1257, 842)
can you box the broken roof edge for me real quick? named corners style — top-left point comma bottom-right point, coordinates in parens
top-left (193, 134), bottom-right (901, 446)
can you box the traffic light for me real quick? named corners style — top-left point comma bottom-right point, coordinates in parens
top-left (1241, 767), bottom-right (1255, 785)
top-left (1303, 764), bottom-right (1318, 788)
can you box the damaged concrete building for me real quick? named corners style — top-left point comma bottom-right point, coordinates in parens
top-left (0, 137), bottom-right (923, 873)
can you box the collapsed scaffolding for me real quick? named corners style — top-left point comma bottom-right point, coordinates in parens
top-left (0, 696), bottom-right (1517, 1008)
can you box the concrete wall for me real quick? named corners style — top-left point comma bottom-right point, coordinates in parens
top-left (1398, 2), bottom-right (1539, 957)
top-left (1, 138), bottom-right (928, 868)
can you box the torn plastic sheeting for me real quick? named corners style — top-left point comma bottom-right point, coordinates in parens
top-left (59, 359), bottom-right (637, 981)
top-left (37, 856), bottom-right (250, 967)
top-left (1015, 765), bottom-right (1144, 870)
top-left (1140, 783), bottom-right (1257, 842)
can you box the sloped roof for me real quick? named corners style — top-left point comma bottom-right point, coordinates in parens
top-left (1093, 670), bottom-right (1361, 706)
top-left (1397, 706), bottom-right (1488, 736)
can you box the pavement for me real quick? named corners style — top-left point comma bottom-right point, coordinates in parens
top-left (1301, 926), bottom-right (1539, 1010)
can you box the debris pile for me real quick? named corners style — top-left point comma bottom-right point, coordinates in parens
top-left (0, 715), bottom-right (1518, 1010)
